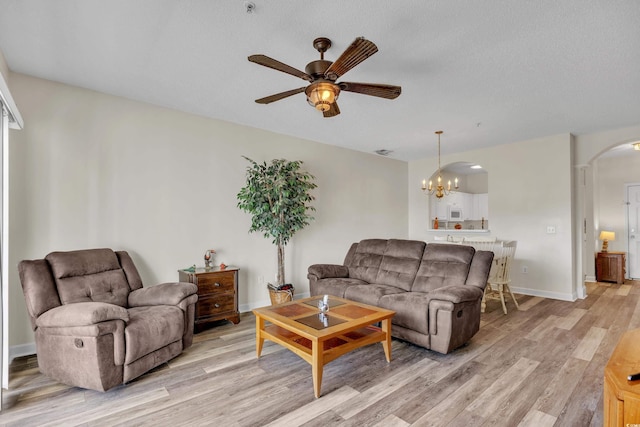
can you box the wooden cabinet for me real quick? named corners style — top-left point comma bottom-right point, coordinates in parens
top-left (178, 267), bottom-right (240, 332)
top-left (462, 193), bottom-right (474, 220)
top-left (596, 252), bottom-right (626, 284)
top-left (604, 329), bottom-right (640, 426)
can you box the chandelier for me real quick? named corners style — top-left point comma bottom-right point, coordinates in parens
top-left (421, 130), bottom-right (459, 198)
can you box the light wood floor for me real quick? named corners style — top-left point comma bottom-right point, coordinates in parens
top-left (1, 281), bottom-right (638, 426)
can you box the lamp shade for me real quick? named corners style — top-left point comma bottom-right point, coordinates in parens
top-left (305, 82), bottom-right (339, 112)
top-left (599, 230), bottom-right (615, 241)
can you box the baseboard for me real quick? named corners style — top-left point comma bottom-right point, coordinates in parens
top-left (239, 291), bottom-right (311, 313)
top-left (9, 342), bottom-right (36, 363)
top-left (578, 284), bottom-right (588, 299)
top-left (510, 286), bottom-right (576, 302)
top-left (585, 275), bottom-right (597, 283)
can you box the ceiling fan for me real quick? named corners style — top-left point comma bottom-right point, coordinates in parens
top-left (248, 37), bottom-right (401, 118)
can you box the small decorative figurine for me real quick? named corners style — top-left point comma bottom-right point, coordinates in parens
top-left (219, 262), bottom-right (227, 270)
top-left (204, 249), bottom-right (216, 269)
top-left (434, 217), bottom-right (439, 229)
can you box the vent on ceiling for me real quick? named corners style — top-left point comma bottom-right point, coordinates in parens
top-left (374, 149), bottom-right (393, 156)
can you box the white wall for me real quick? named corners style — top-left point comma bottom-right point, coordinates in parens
top-left (0, 50), bottom-right (8, 84)
top-left (8, 69), bottom-right (640, 352)
top-left (8, 73), bottom-right (408, 347)
top-left (409, 133), bottom-right (575, 300)
top-left (463, 172), bottom-right (488, 194)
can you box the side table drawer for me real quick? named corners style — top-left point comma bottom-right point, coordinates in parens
top-left (197, 293), bottom-right (235, 318)
top-left (196, 271), bottom-right (236, 294)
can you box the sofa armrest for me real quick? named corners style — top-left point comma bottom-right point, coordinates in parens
top-left (36, 302), bottom-right (129, 328)
top-left (128, 282), bottom-right (198, 308)
top-left (307, 264), bottom-right (349, 279)
top-left (428, 285), bottom-right (484, 304)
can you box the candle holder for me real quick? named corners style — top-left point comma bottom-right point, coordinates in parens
top-left (317, 294), bottom-right (330, 313)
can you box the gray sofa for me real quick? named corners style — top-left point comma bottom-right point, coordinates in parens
top-left (308, 239), bottom-right (494, 354)
top-left (19, 248), bottom-right (198, 391)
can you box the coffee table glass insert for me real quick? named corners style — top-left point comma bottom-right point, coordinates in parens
top-left (253, 295), bottom-right (395, 398)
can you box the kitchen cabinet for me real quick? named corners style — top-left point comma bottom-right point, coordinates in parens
top-left (447, 192), bottom-right (464, 208)
top-left (467, 193), bottom-right (488, 221)
top-left (476, 193), bottom-right (489, 220)
top-left (463, 193), bottom-right (474, 220)
top-left (430, 196), bottom-right (449, 221)
top-left (429, 192), bottom-right (489, 225)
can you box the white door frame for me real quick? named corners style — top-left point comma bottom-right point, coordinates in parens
top-left (0, 67), bottom-right (24, 403)
top-left (625, 182), bottom-right (640, 279)
top-left (0, 105), bottom-right (5, 406)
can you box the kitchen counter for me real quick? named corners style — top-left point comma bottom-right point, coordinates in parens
top-left (428, 229), bottom-right (490, 233)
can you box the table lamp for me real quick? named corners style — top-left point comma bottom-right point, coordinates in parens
top-left (599, 230), bottom-right (615, 252)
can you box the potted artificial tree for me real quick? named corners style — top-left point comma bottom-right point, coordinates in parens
top-left (237, 156), bottom-right (317, 304)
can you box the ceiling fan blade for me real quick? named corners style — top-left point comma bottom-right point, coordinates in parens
top-left (255, 87), bottom-right (306, 104)
top-left (324, 38), bottom-right (378, 80)
top-left (323, 102), bottom-right (340, 118)
top-left (338, 82), bottom-right (402, 100)
top-left (248, 55), bottom-right (313, 82)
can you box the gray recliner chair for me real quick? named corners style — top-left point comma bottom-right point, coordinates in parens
top-left (18, 248), bottom-right (198, 391)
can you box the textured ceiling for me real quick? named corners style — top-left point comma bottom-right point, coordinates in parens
top-left (1, 0), bottom-right (639, 161)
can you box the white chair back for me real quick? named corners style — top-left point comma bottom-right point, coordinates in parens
top-left (489, 240), bottom-right (517, 283)
top-left (461, 237), bottom-right (498, 252)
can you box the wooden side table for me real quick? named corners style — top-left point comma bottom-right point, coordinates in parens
top-left (178, 267), bottom-right (240, 333)
top-left (596, 252), bottom-right (626, 284)
top-left (604, 329), bottom-right (640, 426)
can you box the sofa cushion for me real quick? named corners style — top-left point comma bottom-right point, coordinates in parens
top-left (47, 249), bottom-right (131, 307)
top-left (346, 239), bottom-right (387, 283)
top-left (344, 283), bottom-right (405, 306)
top-left (411, 244), bottom-right (475, 293)
top-left (375, 239), bottom-right (426, 291)
top-left (125, 305), bottom-right (184, 365)
top-left (312, 278), bottom-right (368, 298)
top-left (378, 292), bottom-right (430, 335)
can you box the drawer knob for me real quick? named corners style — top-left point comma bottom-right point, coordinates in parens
top-left (214, 282), bottom-right (221, 287)
top-left (214, 303), bottom-right (221, 308)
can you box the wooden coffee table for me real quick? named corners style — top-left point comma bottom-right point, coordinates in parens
top-left (253, 295), bottom-right (395, 398)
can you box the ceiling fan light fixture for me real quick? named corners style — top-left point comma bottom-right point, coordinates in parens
top-left (305, 81), bottom-right (339, 112)
top-left (249, 37), bottom-right (400, 117)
